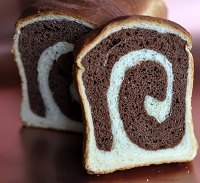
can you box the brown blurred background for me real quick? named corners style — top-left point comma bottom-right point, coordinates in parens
top-left (0, 0), bottom-right (34, 85)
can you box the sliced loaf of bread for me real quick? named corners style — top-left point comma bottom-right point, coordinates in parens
top-left (13, 0), bottom-right (167, 132)
top-left (74, 16), bottom-right (198, 174)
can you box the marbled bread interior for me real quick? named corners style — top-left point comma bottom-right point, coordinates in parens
top-left (74, 16), bottom-right (198, 174)
top-left (13, 0), bottom-right (167, 132)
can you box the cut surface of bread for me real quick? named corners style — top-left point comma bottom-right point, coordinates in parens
top-left (74, 16), bottom-right (198, 174)
top-left (13, 0), bottom-right (167, 132)
top-left (13, 14), bottom-right (92, 132)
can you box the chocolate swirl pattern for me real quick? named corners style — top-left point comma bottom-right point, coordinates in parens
top-left (37, 42), bottom-right (82, 130)
top-left (108, 49), bottom-right (173, 124)
top-left (14, 16), bottom-right (92, 131)
top-left (13, 0), bottom-right (168, 132)
top-left (75, 16), bottom-right (198, 174)
top-left (108, 49), bottom-right (174, 150)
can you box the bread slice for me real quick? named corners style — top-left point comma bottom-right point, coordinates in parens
top-left (13, 0), bottom-right (167, 132)
top-left (74, 16), bottom-right (198, 174)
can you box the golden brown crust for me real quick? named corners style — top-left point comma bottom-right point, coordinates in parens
top-left (72, 64), bottom-right (90, 173)
top-left (142, 0), bottom-right (167, 18)
top-left (75, 69), bottom-right (91, 173)
top-left (74, 15), bottom-right (192, 63)
top-left (15, 11), bottom-right (95, 30)
top-left (16, 0), bottom-right (167, 29)
top-left (185, 46), bottom-right (199, 157)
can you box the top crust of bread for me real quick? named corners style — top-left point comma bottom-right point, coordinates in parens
top-left (74, 16), bottom-right (192, 63)
top-left (16, 0), bottom-right (167, 28)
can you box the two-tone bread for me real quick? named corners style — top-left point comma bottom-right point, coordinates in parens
top-left (13, 0), bottom-right (167, 132)
top-left (74, 16), bottom-right (198, 174)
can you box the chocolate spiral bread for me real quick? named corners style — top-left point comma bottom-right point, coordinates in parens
top-left (74, 16), bottom-right (198, 174)
top-left (13, 0), bottom-right (167, 132)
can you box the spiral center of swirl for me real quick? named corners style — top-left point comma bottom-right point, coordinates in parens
top-left (107, 49), bottom-right (173, 124)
